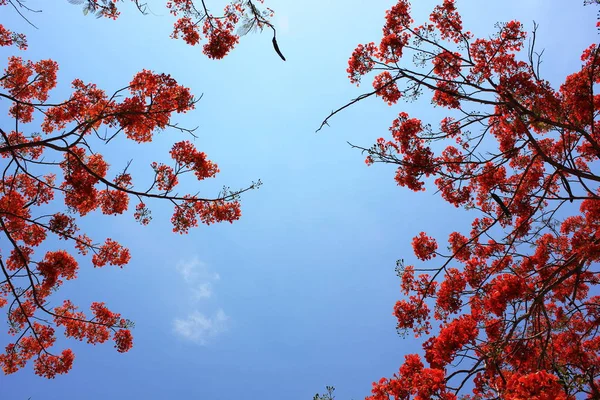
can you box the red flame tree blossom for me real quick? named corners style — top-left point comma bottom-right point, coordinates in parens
top-left (70, 0), bottom-right (280, 60)
top-left (0, 0), bottom-right (269, 378)
top-left (324, 0), bottom-right (600, 398)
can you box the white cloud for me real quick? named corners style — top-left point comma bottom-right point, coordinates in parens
top-left (176, 257), bottom-right (220, 283)
top-left (192, 282), bottom-right (213, 300)
top-left (175, 257), bottom-right (204, 282)
top-left (172, 257), bottom-right (229, 345)
top-left (175, 257), bottom-right (220, 300)
top-left (173, 309), bottom-right (230, 345)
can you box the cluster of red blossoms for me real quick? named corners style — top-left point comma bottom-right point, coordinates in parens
top-left (345, 0), bottom-right (600, 398)
top-left (0, 0), bottom-right (254, 378)
top-left (168, 0), bottom-right (275, 59)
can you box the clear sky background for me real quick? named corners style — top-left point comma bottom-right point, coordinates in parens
top-left (0, 1), bottom-right (596, 399)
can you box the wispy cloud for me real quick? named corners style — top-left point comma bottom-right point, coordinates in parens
top-left (175, 257), bottom-right (220, 300)
top-left (173, 309), bottom-right (229, 345)
top-left (191, 282), bottom-right (213, 300)
top-left (173, 257), bottom-right (228, 345)
top-left (176, 257), bottom-right (220, 284)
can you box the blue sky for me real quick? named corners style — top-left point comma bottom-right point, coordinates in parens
top-left (0, 0), bottom-right (596, 399)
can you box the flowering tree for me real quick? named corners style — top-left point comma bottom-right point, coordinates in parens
top-left (0, 0), bottom-right (274, 378)
top-left (68, 0), bottom-right (285, 60)
top-left (323, 0), bottom-right (600, 398)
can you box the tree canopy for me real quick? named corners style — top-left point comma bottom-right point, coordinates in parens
top-left (328, 0), bottom-right (600, 398)
top-left (0, 0), bottom-right (274, 378)
top-left (1, 1), bottom-right (599, 399)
